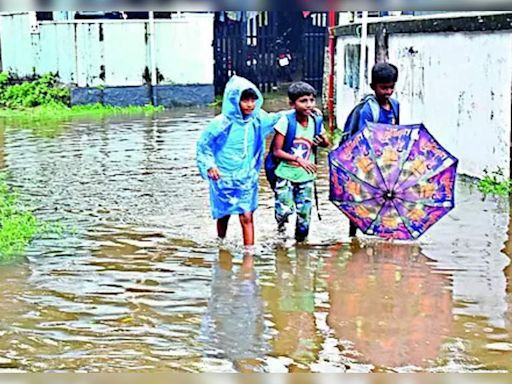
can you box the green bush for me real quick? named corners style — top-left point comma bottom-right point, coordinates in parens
top-left (477, 168), bottom-right (512, 196)
top-left (0, 72), bottom-right (8, 87)
top-left (0, 72), bottom-right (70, 108)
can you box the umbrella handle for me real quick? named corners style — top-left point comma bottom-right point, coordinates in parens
top-left (314, 180), bottom-right (321, 221)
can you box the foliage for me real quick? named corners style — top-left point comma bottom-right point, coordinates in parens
top-left (0, 172), bottom-right (66, 262)
top-left (0, 103), bottom-right (164, 123)
top-left (65, 103), bottom-right (165, 116)
top-left (0, 72), bottom-right (70, 108)
top-left (329, 127), bottom-right (343, 147)
top-left (477, 168), bottom-right (512, 196)
top-left (0, 72), bottom-right (8, 88)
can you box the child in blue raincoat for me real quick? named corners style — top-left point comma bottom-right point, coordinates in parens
top-left (196, 76), bottom-right (282, 251)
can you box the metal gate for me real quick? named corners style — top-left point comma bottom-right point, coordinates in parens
top-left (303, 12), bottom-right (328, 95)
top-left (213, 12), bottom-right (327, 96)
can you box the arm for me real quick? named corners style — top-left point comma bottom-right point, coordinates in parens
top-left (258, 109), bottom-right (284, 137)
top-left (196, 119), bottom-right (222, 180)
top-left (273, 131), bottom-right (317, 174)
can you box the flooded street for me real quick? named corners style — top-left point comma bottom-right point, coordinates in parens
top-left (0, 108), bottom-right (511, 372)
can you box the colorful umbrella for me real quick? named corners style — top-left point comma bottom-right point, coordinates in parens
top-left (329, 123), bottom-right (458, 240)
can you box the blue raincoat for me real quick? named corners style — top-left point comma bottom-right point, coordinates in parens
top-left (197, 76), bottom-right (281, 219)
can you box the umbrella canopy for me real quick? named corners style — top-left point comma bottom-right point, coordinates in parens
top-left (329, 123), bottom-right (458, 240)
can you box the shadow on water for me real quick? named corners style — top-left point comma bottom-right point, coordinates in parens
top-left (0, 108), bottom-right (511, 372)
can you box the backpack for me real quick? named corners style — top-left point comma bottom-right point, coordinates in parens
top-left (339, 94), bottom-right (399, 144)
top-left (264, 111), bottom-right (323, 190)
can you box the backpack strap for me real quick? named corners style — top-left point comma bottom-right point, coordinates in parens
top-left (390, 98), bottom-right (400, 124)
top-left (368, 96), bottom-right (400, 125)
top-left (342, 94), bottom-right (378, 144)
top-left (312, 114), bottom-right (323, 157)
top-left (284, 111), bottom-right (298, 153)
top-left (313, 114), bottom-right (323, 137)
top-left (366, 95), bottom-right (381, 123)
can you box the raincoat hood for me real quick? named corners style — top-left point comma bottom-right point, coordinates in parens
top-left (221, 75), bottom-right (264, 122)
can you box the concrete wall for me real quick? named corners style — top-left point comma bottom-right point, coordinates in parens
top-left (0, 12), bottom-right (214, 106)
top-left (334, 15), bottom-right (512, 178)
top-left (390, 32), bottom-right (512, 178)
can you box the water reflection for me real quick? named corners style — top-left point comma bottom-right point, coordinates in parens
top-left (0, 262), bottom-right (31, 371)
top-left (261, 246), bottom-right (323, 372)
top-left (200, 250), bottom-right (267, 372)
top-left (325, 241), bottom-right (453, 369)
top-left (421, 183), bottom-right (512, 371)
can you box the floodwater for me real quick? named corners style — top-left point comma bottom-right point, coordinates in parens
top-left (0, 108), bottom-right (511, 372)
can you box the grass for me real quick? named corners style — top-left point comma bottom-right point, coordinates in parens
top-left (0, 103), bottom-right (166, 138)
top-left (0, 103), bottom-right (165, 121)
top-left (0, 173), bottom-right (49, 262)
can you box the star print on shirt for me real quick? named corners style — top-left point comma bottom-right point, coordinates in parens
top-left (293, 143), bottom-right (308, 159)
top-left (290, 138), bottom-right (313, 166)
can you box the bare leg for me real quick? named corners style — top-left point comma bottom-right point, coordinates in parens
top-left (239, 212), bottom-right (254, 246)
top-left (217, 215), bottom-right (230, 239)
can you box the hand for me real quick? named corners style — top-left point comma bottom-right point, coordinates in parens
top-left (207, 167), bottom-right (221, 180)
top-left (312, 107), bottom-right (323, 116)
top-left (295, 156), bottom-right (317, 173)
top-left (313, 133), bottom-right (328, 147)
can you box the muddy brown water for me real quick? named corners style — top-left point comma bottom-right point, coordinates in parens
top-left (0, 108), bottom-right (510, 372)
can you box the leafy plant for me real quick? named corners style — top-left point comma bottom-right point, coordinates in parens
top-left (0, 72), bottom-right (9, 88)
top-left (477, 168), bottom-right (512, 196)
top-left (0, 73), bottom-right (70, 108)
top-left (0, 173), bottom-right (66, 262)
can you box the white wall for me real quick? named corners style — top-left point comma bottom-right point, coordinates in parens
top-left (390, 32), bottom-right (512, 178)
top-left (155, 14), bottom-right (214, 85)
top-left (0, 12), bottom-right (214, 87)
top-left (335, 29), bottom-right (512, 178)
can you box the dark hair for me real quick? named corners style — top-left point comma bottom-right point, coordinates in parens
top-left (288, 81), bottom-right (316, 103)
top-left (371, 62), bottom-right (399, 85)
top-left (240, 88), bottom-right (259, 100)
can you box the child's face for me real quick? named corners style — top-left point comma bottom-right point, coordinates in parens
top-left (291, 94), bottom-right (316, 116)
top-left (372, 82), bottom-right (395, 103)
top-left (239, 97), bottom-right (257, 117)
